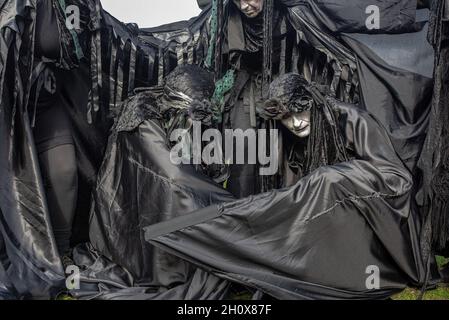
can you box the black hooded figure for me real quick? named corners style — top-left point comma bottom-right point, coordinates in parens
top-left (257, 73), bottom-right (350, 189)
top-left (87, 65), bottom-right (234, 291)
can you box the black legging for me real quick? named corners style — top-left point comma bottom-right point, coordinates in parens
top-left (33, 91), bottom-right (79, 255)
top-left (32, 69), bottom-right (79, 256)
top-left (33, 0), bottom-right (78, 256)
top-left (38, 144), bottom-right (78, 256)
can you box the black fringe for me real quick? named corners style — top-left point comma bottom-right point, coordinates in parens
top-left (419, 0), bottom-right (449, 254)
top-left (263, 0), bottom-right (274, 98)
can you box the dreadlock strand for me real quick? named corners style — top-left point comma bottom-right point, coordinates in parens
top-left (263, 0), bottom-right (274, 98)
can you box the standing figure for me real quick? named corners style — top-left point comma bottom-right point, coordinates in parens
top-left (0, 0), bottom-right (109, 298)
top-left (216, 0), bottom-right (296, 198)
top-left (32, 0), bottom-right (82, 259)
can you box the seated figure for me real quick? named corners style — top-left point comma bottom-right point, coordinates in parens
top-left (257, 74), bottom-right (351, 190)
top-left (76, 72), bottom-right (432, 300)
top-left (86, 65), bottom-right (234, 294)
top-left (144, 73), bottom-right (431, 299)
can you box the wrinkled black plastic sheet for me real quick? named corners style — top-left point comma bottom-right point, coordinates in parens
top-left (0, 0), bottom-right (66, 299)
top-left (89, 116), bottom-right (234, 288)
top-left (277, 0), bottom-right (418, 34)
top-left (145, 102), bottom-right (426, 299)
top-left (71, 244), bottom-right (231, 300)
top-left (0, 0), bottom-right (438, 299)
top-left (341, 15), bottom-right (434, 171)
top-left (0, 1), bottom-right (112, 299)
top-left (0, 234), bottom-right (16, 300)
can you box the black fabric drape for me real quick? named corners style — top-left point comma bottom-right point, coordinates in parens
top-left (281, 0), bottom-right (418, 34)
top-left (0, 0), bottom-right (65, 299)
top-left (0, 0), bottom-right (441, 299)
top-left (89, 115), bottom-right (234, 284)
top-left (341, 20), bottom-right (434, 171)
top-left (146, 101), bottom-right (427, 300)
top-left (417, 0), bottom-right (449, 255)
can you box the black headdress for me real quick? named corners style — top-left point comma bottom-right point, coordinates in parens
top-left (163, 65), bottom-right (216, 127)
top-left (260, 73), bottom-right (312, 120)
top-left (113, 65), bottom-right (215, 134)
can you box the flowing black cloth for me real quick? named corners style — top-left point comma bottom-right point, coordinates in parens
top-left (0, 0), bottom-right (110, 298)
top-left (74, 91), bottom-right (234, 299)
top-left (145, 100), bottom-right (429, 299)
top-left (0, 0), bottom-right (441, 299)
top-left (417, 0), bottom-right (449, 256)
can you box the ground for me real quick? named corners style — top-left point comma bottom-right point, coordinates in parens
top-left (393, 256), bottom-right (449, 300)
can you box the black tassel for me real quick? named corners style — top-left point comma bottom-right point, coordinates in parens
top-left (128, 42), bottom-right (137, 96)
top-left (263, 0), bottom-right (274, 98)
top-left (109, 37), bottom-right (118, 112)
top-left (420, 0), bottom-right (449, 254)
top-left (431, 136), bottom-right (449, 251)
top-left (214, 0), bottom-right (224, 78)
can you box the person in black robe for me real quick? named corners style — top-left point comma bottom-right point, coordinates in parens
top-left (144, 73), bottom-right (432, 299)
top-left (218, 0), bottom-right (297, 198)
top-left (86, 65), bottom-right (234, 296)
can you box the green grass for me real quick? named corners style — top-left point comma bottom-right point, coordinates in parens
top-left (393, 256), bottom-right (449, 300)
top-left (436, 255), bottom-right (449, 267)
top-left (393, 287), bottom-right (449, 300)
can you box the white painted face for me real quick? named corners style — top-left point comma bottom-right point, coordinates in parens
top-left (281, 111), bottom-right (311, 139)
top-left (234, 0), bottom-right (264, 18)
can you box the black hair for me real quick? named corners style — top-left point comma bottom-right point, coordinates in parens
top-left (262, 73), bottom-right (350, 183)
top-left (164, 65), bottom-right (215, 100)
top-left (303, 88), bottom-right (350, 176)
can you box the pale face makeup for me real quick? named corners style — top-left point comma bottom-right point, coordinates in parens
top-left (234, 0), bottom-right (264, 18)
top-left (281, 111), bottom-right (311, 139)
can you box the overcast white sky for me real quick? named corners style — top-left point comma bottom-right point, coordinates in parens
top-left (101, 0), bottom-right (202, 28)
